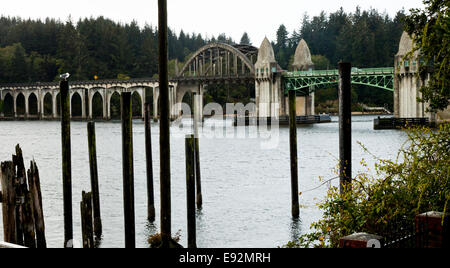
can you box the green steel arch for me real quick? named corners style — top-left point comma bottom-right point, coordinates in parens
top-left (283, 67), bottom-right (394, 95)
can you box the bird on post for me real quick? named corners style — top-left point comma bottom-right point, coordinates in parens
top-left (60, 73), bottom-right (70, 81)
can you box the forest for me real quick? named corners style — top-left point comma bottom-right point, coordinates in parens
top-left (0, 7), bottom-right (407, 112)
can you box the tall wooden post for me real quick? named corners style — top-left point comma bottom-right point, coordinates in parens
top-left (193, 93), bottom-right (203, 209)
top-left (289, 90), bottom-right (300, 218)
top-left (87, 122), bottom-right (102, 237)
top-left (185, 135), bottom-right (197, 248)
top-left (121, 92), bottom-right (135, 248)
top-left (60, 80), bottom-right (73, 248)
top-left (1, 162), bottom-right (17, 244)
top-left (339, 62), bottom-right (352, 195)
top-left (145, 103), bottom-right (156, 222)
top-left (158, 0), bottom-right (172, 248)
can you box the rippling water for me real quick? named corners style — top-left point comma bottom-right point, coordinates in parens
top-left (0, 115), bottom-right (407, 248)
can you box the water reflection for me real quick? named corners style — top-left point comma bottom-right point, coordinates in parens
top-left (290, 218), bottom-right (302, 243)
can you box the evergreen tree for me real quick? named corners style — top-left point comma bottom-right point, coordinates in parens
top-left (240, 32), bottom-right (251, 45)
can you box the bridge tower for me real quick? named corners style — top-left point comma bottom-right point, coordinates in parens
top-left (394, 32), bottom-right (430, 120)
top-left (255, 37), bottom-right (283, 118)
top-left (395, 32), bottom-right (450, 123)
top-left (291, 39), bottom-right (315, 116)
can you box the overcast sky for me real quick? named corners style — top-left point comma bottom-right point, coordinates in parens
top-left (1, 0), bottom-right (424, 45)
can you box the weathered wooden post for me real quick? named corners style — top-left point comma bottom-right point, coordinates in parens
top-left (1, 161), bottom-right (17, 244)
top-left (288, 90), bottom-right (300, 218)
top-left (27, 160), bottom-right (46, 248)
top-left (13, 145), bottom-right (27, 246)
top-left (193, 93), bottom-right (203, 209)
top-left (194, 138), bottom-right (203, 209)
top-left (60, 79), bottom-right (73, 248)
top-left (145, 103), bottom-right (156, 222)
top-left (87, 122), bottom-right (102, 237)
top-left (121, 92), bottom-right (135, 248)
top-left (338, 62), bottom-right (352, 195)
top-left (158, 0), bottom-right (172, 248)
top-left (80, 191), bottom-right (94, 249)
top-left (185, 135), bottom-right (197, 248)
top-left (22, 192), bottom-right (36, 248)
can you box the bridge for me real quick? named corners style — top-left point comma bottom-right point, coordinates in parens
top-left (1, 32), bottom-right (444, 123)
top-left (283, 67), bottom-right (394, 94)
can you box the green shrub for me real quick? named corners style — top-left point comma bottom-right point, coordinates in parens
top-left (286, 124), bottom-right (450, 248)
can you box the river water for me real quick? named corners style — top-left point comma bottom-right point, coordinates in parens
top-left (0, 115), bottom-right (407, 248)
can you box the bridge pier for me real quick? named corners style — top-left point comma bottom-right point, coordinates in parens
top-left (52, 92), bottom-right (58, 119)
top-left (13, 92), bottom-right (17, 118)
top-left (194, 85), bottom-right (204, 123)
top-left (153, 86), bottom-right (159, 121)
top-left (394, 32), bottom-right (449, 124)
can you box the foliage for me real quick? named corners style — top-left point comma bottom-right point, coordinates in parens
top-left (286, 124), bottom-right (450, 248)
top-left (148, 231), bottom-right (182, 248)
top-left (311, 55), bottom-right (331, 70)
top-left (403, 0), bottom-right (450, 112)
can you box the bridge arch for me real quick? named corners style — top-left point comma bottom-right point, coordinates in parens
top-left (288, 81), bottom-right (394, 93)
top-left (16, 92), bottom-right (26, 116)
top-left (284, 69), bottom-right (394, 94)
top-left (131, 91), bottom-right (143, 118)
top-left (109, 91), bottom-right (121, 119)
top-left (28, 92), bottom-right (38, 116)
top-left (43, 92), bottom-right (53, 116)
top-left (3, 92), bottom-right (14, 117)
top-left (71, 91), bottom-right (83, 117)
top-left (179, 43), bottom-right (257, 78)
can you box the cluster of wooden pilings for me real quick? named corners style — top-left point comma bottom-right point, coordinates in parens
top-left (0, 145), bottom-right (46, 248)
top-left (56, 84), bottom-right (203, 248)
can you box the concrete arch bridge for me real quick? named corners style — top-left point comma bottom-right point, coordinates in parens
top-left (2, 33), bottom-right (442, 122)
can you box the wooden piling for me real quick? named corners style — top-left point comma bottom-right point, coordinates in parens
top-left (193, 93), bottom-right (203, 209)
top-left (1, 161), bottom-right (17, 244)
top-left (194, 138), bottom-right (203, 209)
top-left (13, 145), bottom-right (27, 246)
top-left (185, 135), bottom-right (197, 248)
top-left (338, 62), bottom-right (352, 195)
top-left (22, 192), bottom-right (36, 248)
top-left (121, 92), bottom-right (135, 248)
top-left (158, 0), bottom-right (172, 248)
top-left (80, 191), bottom-right (94, 249)
top-left (145, 103), bottom-right (156, 222)
top-left (87, 122), bottom-right (102, 237)
top-left (27, 160), bottom-right (46, 248)
top-left (288, 90), bottom-right (300, 218)
top-left (60, 80), bottom-right (73, 248)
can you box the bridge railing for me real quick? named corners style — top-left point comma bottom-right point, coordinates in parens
top-left (284, 67), bottom-right (394, 78)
